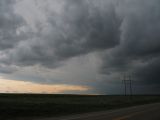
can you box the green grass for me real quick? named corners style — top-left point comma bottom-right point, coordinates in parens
top-left (0, 94), bottom-right (160, 119)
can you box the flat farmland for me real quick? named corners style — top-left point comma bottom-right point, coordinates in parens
top-left (0, 94), bottom-right (160, 119)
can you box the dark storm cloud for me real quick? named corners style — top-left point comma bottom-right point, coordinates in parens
top-left (0, 0), bottom-right (27, 73)
top-left (0, 64), bottom-right (17, 73)
top-left (0, 0), bottom-right (160, 91)
top-left (0, 0), bottom-right (26, 50)
top-left (1, 0), bottom-right (121, 68)
top-left (45, 0), bottom-right (121, 63)
top-left (134, 57), bottom-right (160, 84)
top-left (102, 0), bottom-right (160, 86)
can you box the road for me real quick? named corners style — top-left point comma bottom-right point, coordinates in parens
top-left (34, 103), bottom-right (160, 120)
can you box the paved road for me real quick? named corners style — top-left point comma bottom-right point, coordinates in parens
top-left (35, 103), bottom-right (160, 120)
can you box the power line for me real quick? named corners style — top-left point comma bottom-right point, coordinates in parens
top-left (122, 73), bottom-right (133, 96)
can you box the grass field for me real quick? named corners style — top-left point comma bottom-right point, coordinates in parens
top-left (0, 94), bottom-right (160, 119)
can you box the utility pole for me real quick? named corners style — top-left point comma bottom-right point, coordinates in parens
top-left (122, 74), bottom-right (127, 96)
top-left (122, 73), bottom-right (133, 96)
top-left (129, 75), bottom-right (133, 96)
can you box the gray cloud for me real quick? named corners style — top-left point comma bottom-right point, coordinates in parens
top-left (0, 0), bottom-right (26, 50)
top-left (1, 0), bottom-right (121, 68)
top-left (0, 64), bottom-right (18, 74)
top-left (101, 0), bottom-right (160, 88)
top-left (0, 0), bottom-right (160, 94)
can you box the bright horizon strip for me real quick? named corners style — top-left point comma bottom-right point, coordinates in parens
top-left (0, 78), bottom-right (91, 94)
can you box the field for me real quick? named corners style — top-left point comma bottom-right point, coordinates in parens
top-left (0, 94), bottom-right (160, 119)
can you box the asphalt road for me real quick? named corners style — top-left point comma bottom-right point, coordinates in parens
top-left (33, 103), bottom-right (160, 120)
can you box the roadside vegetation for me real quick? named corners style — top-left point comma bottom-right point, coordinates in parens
top-left (0, 94), bottom-right (160, 119)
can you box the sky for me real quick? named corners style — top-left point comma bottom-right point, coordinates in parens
top-left (0, 0), bottom-right (160, 94)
